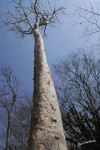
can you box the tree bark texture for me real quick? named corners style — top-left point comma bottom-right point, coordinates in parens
top-left (28, 24), bottom-right (67, 150)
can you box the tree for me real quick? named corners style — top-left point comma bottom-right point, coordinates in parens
top-left (0, 65), bottom-right (21, 150)
top-left (76, 0), bottom-right (100, 38)
top-left (0, 68), bottom-right (32, 150)
top-left (1, 0), bottom-right (67, 149)
top-left (9, 94), bottom-right (32, 150)
top-left (54, 51), bottom-right (100, 150)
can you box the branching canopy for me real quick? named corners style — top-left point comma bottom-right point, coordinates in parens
top-left (1, 0), bottom-right (65, 37)
top-left (76, 0), bottom-right (100, 38)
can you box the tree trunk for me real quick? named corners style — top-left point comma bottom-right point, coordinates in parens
top-left (28, 23), bottom-right (67, 150)
top-left (5, 112), bottom-right (11, 150)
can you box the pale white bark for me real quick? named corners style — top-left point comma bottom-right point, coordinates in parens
top-left (28, 23), bottom-right (67, 150)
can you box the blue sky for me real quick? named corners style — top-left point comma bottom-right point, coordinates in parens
top-left (0, 0), bottom-right (99, 93)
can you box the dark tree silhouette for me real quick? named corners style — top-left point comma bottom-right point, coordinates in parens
top-left (54, 52), bottom-right (100, 150)
top-left (0, 65), bottom-right (21, 150)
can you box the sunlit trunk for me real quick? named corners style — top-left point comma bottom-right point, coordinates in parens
top-left (28, 23), bottom-right (67, 150)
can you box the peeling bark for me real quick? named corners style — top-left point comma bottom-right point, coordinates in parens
top-left (28, 23), bottom-right (67, 150)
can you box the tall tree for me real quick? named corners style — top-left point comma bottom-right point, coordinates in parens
top-left (1, 0), bottom-right (67, 149)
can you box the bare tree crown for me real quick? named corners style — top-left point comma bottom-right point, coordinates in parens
top-left (1, 0), bottom-right (65, 37)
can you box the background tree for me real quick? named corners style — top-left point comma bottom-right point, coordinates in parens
top-left (9, 94), bottom-right (32, 150)
top-left (76, 0), bottom-right (100, 38)
top-left (1, 0), bottom-right (67, 149)
top-left (0, 65), bottom-right (32, 150)
top-left (0, 65), bottom-right (21, 150)
top-left (54, 51), bottom-right (100, 150)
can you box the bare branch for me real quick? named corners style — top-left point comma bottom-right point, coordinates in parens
top-left (76, 0), bottom-right (100, 38)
